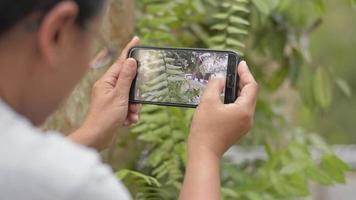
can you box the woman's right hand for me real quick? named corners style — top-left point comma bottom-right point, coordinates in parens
top-left (188, 61), bottom-right (258, 158)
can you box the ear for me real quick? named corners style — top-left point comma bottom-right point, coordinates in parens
top-left (36, 1), bottom-right (79, 67)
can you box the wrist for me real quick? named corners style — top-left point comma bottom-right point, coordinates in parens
top-left (69, 123), bottom-right (97, 148)
top-left (69, 117), bottom-right (110, 151)
top-left (187, 132), bottom-right (225, 160)
top-left (187, 141), bottom-right (221, 163)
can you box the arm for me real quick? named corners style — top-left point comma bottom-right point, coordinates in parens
top-left (180, 145), bottom-right (221, 200)
top-left (179, 61), bottom-right (259, 200)
top-left (68, 37), bottom-right (141, 151)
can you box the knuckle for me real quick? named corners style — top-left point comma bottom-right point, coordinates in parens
top-left (115, 90), bottom-right (129, 101)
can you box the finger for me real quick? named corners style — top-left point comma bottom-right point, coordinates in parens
top-left (123, 119), bottom-right (130, 127)
top-left (129, 104), bottom-right (141, 114)
top-left (235, 61), bottom-right (258, 105)
top-left (115, 58), bottom-right (137, 95)
top-left (200, 78), bottom-right (225, 104)
top-left (103, 36), bottom-right (140, 80)
top-left (128, 113), bottom-right (139, 124)
top-left (123, 114), bottom-right (139, 127)
top-left (118, 36), bottom-right (140, 63)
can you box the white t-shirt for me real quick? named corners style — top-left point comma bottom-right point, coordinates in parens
top-left (0, 99), bottom-right (131, 200)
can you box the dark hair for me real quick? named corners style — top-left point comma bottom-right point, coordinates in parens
top-left (0, 0), bottom-right (104, 35)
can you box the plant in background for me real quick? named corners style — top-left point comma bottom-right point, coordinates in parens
top-left (115, 0), bottom-right (354, 199)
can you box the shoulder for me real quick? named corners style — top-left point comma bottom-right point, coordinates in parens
top-left (40, 132), bottom-right (132, 200)
top-left (0, 125), bottom-right (131, 200)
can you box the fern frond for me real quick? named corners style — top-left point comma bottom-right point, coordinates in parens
top-left (130, 105), bottom-right (192, 195)
top-left (209, 0), bottom-right (250, 54)
top-left (116, 169), bottom-right (169, 200)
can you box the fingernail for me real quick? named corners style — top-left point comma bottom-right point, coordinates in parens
top-left (127, 58), bottom-right (137, 67)
top-left (240, 60), bottom-right (249, 69)
top-left (133, 36), bottom-right (139, 41)
top-left (216, 73), bottom-right (226, 79)
top-left (210, 73), bottom-right (225, 80)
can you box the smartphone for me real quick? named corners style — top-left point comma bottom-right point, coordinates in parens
top-left (128, 46), bottom-right (240, 108)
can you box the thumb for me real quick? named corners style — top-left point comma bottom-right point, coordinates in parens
top-left (115, 58), bottom-right (137, 95)
top-left (201, 78), bottom-right (225, 104)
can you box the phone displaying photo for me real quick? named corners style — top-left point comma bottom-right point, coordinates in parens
top-left (128, 46), bottom-right (240, 108)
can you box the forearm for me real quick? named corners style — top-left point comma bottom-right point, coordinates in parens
top-left (68, 127), bottom-right (98, 149)
top-left (179, 145), bottom-right (221, 200)
top-left (68, 119), bottom-right (112, 151)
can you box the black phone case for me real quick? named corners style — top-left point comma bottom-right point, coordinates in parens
top-left (128, 46), bottom-right (241, 108)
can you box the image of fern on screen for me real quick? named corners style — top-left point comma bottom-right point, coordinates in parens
top-left (133, 49), bottom-right (229, 104)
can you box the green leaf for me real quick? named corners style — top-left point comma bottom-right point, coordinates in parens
top-left (149, 16), bottom-right (177, 26)
top-left (230, 16), bottom-right (250, 26)
top-left (287, 173), bottom-right (310, 196)
top-left (131, 124), bottom-right (148, 133)
top-left (270, 172), bottom-right (287, 195)
top-left (213, 13), bottom-right (229, 20)
top-left (146, 3), bottom-right (173, 13)
top-left (221, 187), bottom-right (239, 198)
top-left (306, 165), bottom-right (334, 185)
top-left (299, 65), bottom-right (317, 109)
top-left (280, 160), bottom-right (309, 175)
top-left (209, 34), bottom-right (226, 43)
top-left (288, 142), bottom-right (310, 159)
top-left (246, 192), bottom-right (263, 200)
top-left (210, 45), bottom-right (226, 50)
top-left (313, 67), bottom-right (332, 109)
top-left (267, 65), bottom-right (290, 91)
top-left (252, 0), bottom-right (270, 14)
top-left (226, 38), bottom-right (245, 48)
top-left (320, 154), bottom-right (350, 183)
top-left (231, 5), bottom-right (250, 13)
top-left (307, 133), bottom-right (331, 153)
top-left (116, 169), bottom-right (161, 187)
top-left (323, 154), bottom-right (351, 171)
top-left (251, 0), bottom-right (278, 15)
top-left (138, 131), bottom-right (163, 143)
top-left (312, 0), bottom-right (326, 13)
top-left (335, 77), bottom-right (352, 97)
top-left (211, 23), bottom-right (227, 30)
top-left (227, 27), bottom-right (248, 35)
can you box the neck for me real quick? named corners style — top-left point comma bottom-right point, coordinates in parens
top-left (0, 29), bottom-right (35, 123)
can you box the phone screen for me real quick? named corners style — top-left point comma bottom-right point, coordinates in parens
top-left (130, 48), bottom-right (233, 106)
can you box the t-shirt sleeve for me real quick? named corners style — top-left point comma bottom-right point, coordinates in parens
top-left (0, 102), bottom-right (132, 200)
top-left (40, 132), bottom-right (132, 200)
top-left (68, 162), bottom-right (131, 200)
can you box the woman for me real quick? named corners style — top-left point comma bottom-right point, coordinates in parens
top-left (0, 0), bottom-right (258, 199)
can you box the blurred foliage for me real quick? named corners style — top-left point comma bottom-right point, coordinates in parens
top-left (113, 0), bottom-right (354, 199)
top-left (303, 0), bottom-right (356, 144)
